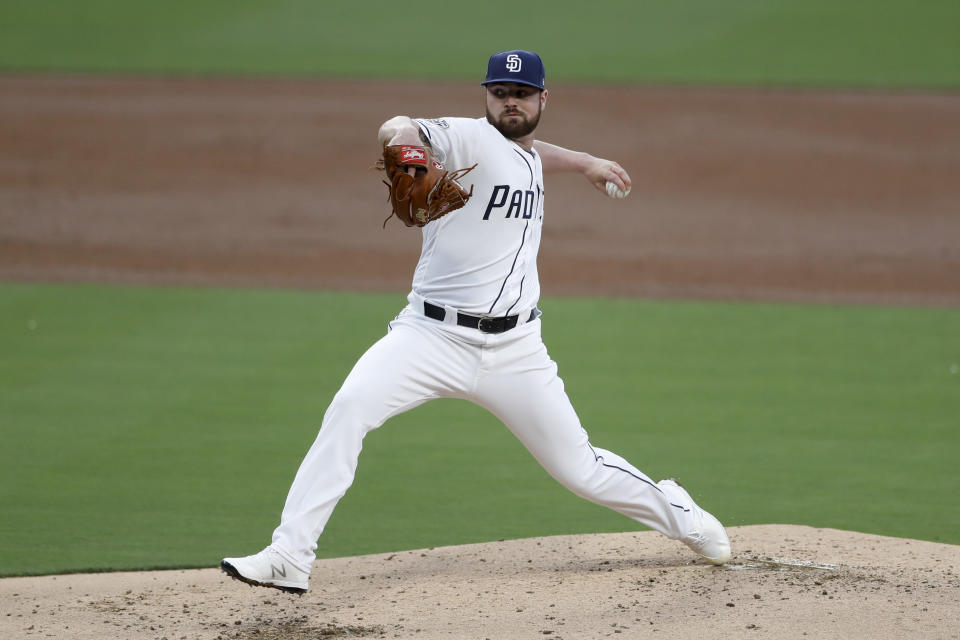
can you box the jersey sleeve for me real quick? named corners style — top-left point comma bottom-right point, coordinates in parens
top-left (414, 117), bottom-right (478, 169)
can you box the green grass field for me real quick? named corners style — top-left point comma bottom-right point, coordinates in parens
top-left (1, 283), bottom-right (957, 576)
top-left (1, 0), bottom-right (959, 88)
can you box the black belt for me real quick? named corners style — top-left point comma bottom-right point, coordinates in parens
top-left (423, 301), bottom-right (536, 334)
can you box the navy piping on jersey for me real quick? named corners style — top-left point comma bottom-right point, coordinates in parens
top-left (488, 220), bottom-right (529, 315)
top-left (588, 445), bottom-right (691, 513)
top-left (416, 121), bottom-right (432, 142)
top-left (495, 149), bottom-right (536, 315)
top-left (505, 275), bottom-right (525, 316)
top-left (513, 148), bottom-right (535, 189)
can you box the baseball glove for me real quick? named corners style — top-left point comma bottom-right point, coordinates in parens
top-left (375, 145), bottom-right (476, 227)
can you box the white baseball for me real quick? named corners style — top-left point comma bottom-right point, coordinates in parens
top-left (605, 181), bottom-right (630, 199)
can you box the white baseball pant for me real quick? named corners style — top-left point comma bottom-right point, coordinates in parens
top-left (270, 305), bottom-right (693, 572)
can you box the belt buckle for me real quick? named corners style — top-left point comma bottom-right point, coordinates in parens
top-left (477, 316), bottom-right (502, 333)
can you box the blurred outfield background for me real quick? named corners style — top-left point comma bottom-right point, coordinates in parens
top-left (1, 1), bottom-right (958, 576)
top-left (1, 0), bottom-right (959, 87)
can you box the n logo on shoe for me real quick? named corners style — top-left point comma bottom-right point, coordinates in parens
top-left (271, 563), bottom-right (287, 578)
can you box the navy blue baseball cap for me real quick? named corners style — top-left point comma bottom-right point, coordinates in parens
top-left (481, 50), bottom-right (546, 91)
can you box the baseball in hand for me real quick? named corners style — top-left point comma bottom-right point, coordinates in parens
top-left (605, 181), bottom-right (631, 199)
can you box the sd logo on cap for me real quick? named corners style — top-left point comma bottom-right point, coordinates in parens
top-left (482, 50), bottom-right (546, 91)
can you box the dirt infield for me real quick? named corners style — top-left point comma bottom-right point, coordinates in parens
top-left (1, 75), bottom-right (958, 304)
top-left (1, 75), bottom-right (959, 638)
top-left (2, 526), bottom-right (959, 639)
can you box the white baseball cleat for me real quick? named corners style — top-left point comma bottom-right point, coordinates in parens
top-left (221, 546), bottom-right (309, 594)
top-left (659, 478), bottom-right (731, 565)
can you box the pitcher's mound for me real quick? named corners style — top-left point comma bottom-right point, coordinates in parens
top-left (2, 525), bottom-right (957, 639)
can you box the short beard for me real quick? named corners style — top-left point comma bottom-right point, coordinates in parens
top-left (486, 103), bottom-right (542, 140)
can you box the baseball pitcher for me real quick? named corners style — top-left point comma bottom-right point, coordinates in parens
top-left (222, 50), bottom-right (730, 595)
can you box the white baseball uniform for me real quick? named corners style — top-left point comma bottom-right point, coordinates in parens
top-left (269, 117), bottom-right (697, 573)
